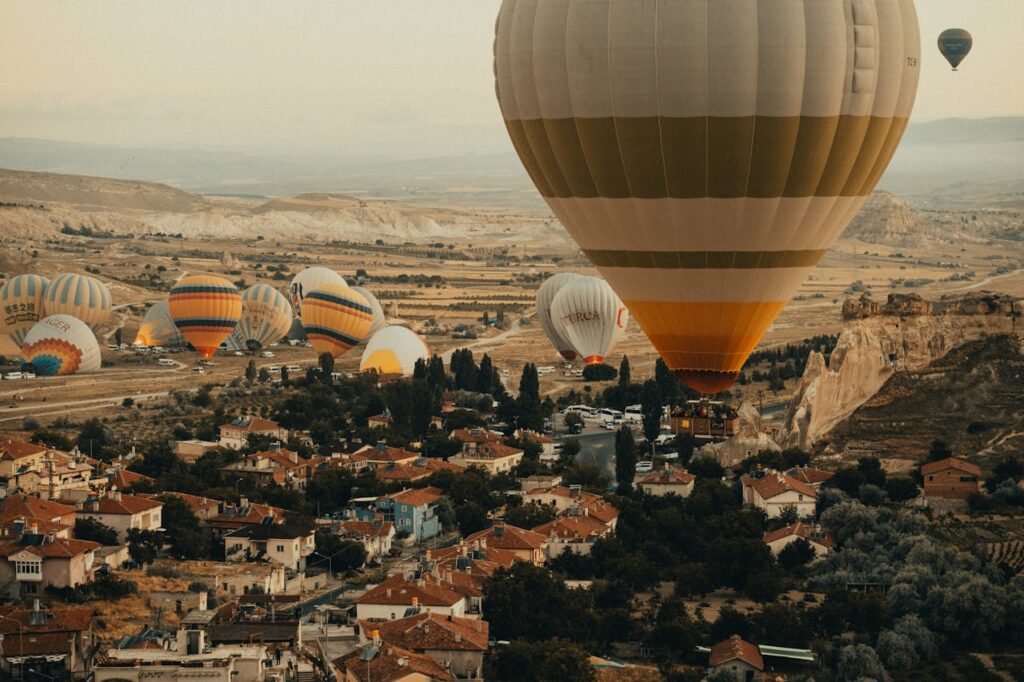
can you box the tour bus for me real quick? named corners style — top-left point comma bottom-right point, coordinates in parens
top-left (624, 405), bottom-right (643, 423)
top-left (566, 405), bottom-right (598, 418)
top-left (598, 408), bottom-right (623, 421)
top-left (537, 366), bottom-right (556, 376)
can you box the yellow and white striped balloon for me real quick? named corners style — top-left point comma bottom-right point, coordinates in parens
top-left (1, 274), bottom-right (50, 348)
top-left (43, 273), bottom-right (112, 330)
top-left (495, 0), bottom-right (920, 393)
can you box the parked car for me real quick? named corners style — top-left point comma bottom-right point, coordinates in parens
top-left (635, 460), bottom-right (654, 473)
top-left (261, 351), bottom-right (275, 358)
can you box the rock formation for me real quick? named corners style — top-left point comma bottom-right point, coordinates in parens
top-left (842, 190), bottom-right (930, 246)
top-left (782, 292), bottom-right (1022, 451)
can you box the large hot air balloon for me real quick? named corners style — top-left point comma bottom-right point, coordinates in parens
top-left (43, 273), bottom-right (111, 330)
top-left (350, 286), bottom-right (387, 337)
top-left (168, 275), bottom-right (242, 359)
top-left (495, 0), bottom-right (920, 393)
top-left (229, 285), bottom-right (294, 351)
top-left (938, 28), bottom-right (972, 71)
top-left (290, 267), bottom-right (347, 315)
top-left (300, 284), bottom-right (374, 358)
top-left (536, 273), bottom-right (583, 361)
top-left (551, 277), bottom-right (628, 365)
top-left (1, 274), bottom-right (50, 348)
top-left (135, 300), bottom-right (186, 348)
top-left (21, 315), bottom-right (102, 376)
top-left (360, 326), bottom-right (430, 376)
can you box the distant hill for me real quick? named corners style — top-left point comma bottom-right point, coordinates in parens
top-left (843, 191), bottom-right (932, 246)
top-left (0, 168), bottom-right (207, 212)
top-left (881, 117), bottom-right (1024, 206)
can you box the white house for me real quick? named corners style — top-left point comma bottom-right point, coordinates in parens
top-left (75, 493), bottom-right (163, 543)
top-left (762, 522), bottom-right (835, 561)
top-left (637, 466), bottom-right (696, 498)
top-left (355, 574), bottom-right (466, 622)
top-left (741, 472), bottom-right (817, 519)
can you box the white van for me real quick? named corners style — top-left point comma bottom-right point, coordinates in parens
top-left (191, 367), bottom-right (205, 375)
top-left (285, 365), bottom-right (302, 373)
top-left (635, 460), bottom-right (654, 473)
top-left (3, 372), bottom-right (23, 381)
top-left (157, 358), bottom-right (176, 367)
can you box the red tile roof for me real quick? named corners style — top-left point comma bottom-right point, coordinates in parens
top-left (450, 429), bottom-right (501, 445)
top-left (82, 493), bottom-right (162, 515)
top-left (0, 494), bottom-right (76, 522)
top-left (335, 643), bottom-right (454, 682)
top-left (0, 438), bottom-right (47, 461)
top-left (389, 487), bottom-right (443, 508)
top-left (742, 472), bottom-right (818, 501)
top-left (921, 457), bottom-right (982, 477)
top-left (376, 459), bottom-right (464, 483)
top-left (533, 514), bottom-right (610, 541)
top-left (709, 635), bottom-right (763, 670)
top-left (785, 467), bottom-right (835, 486)
top-left (0, 605), bottom-right (94, 634)
top-left (109, 468), bottom-right (153, 489)
top-left (340, 520), bottom-right (394, 538)
top-left (582, 499), bottom-right (619, 525)
top-left (357, 574), bottom-right (463, 608)
top-left (638, 467), bottom-right (696, 486)
top-left (762, 522), bottom-right (835, 549)
top-left (470, 443), bottom-right (524, 460)
top-left (361, 445), bottom-right (420, 464)
top-left (0, 537), bottom-right (100, 559)
top-left (430, 543), bottom-right (519, 570)
top-left (220, 417), bottom-right (284, 434)
top-left (361, 612), bottom-right (489, 652)
top-left (464, 523), bottom-right (547, 552)
top-left (152, 491), bottom-right (222, 515)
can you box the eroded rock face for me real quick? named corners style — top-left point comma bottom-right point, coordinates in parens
top-left (781, 301), bottom-right (1021, 451)
top-left (842, 190), bottom-right (930, 246)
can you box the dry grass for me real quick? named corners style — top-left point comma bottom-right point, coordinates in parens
top-left (90, 569), bottom-right (194, 643)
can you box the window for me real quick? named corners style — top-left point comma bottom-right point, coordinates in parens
top-left (276, 545), bottom-right (284, 553)
top-left (15, 561), bottom-right (41, 575)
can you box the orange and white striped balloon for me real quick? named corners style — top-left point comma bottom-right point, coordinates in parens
top-left (168, 276), bottom-right (242, 359)
top-left (300, 284), bottom-right (373, 358)
top-left (495, 0), bottom-right (920, 392)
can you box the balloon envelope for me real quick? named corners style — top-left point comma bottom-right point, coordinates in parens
top-left (290, 267), bottom-right (346, 315)
top-left (938, 28), bottom-right (972, 70)
top-left (43, 273), bottom-right (111, 330)
top-left (229, 285), bottom-right (293, 351)
top-left (135, 300), bottom-right (186, 348)
top-left (22, 315), bottom-right (102, 376)
top-left (536, 273), bottom-right (583, 361)
top-left (350, 286), bottom-right (387, 337)
top-left (360, 326), bottom-right (430, 376)
top-left (495, 0), bottom-right (921, 393)
top-left (169, 275), bottom-right (242, 359)
top-left (551, 277), bottom-right (628, 365)
top-left (301, 284), bottom-right (374, 358)
top-left (1, 274), bottom-right (50, 348)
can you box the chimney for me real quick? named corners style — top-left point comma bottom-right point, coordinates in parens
top-left (239, 496), bottom-right (249, 509)
top-left (425, 550), bottom-right (432, 561)
top-left (386, 588), bottom-right (392, 598)
top-left (412, 596), bottom-right (419, 608)
top-left (397, 657), bottom-right (408, 667)
top-left (454, 632), bottom-right (462, 643)
top-left (372, 630), bottom-right (381, 647)
top-left (111, 490), bottom-right (122, 502)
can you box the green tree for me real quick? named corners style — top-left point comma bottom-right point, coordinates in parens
top-left (557, 439), bottom-right (581, 472)
top-left (777, 537), bottom-right (816, 573)
top-left (314, 530), bottom-right (368, 573)
top-left (75, 518), bottom-right (118, 546)
top-left (640, 380), bottom-right (663, 453)
top-left (245, 360), bottom-right (257, 382)
top-left (487, 639), bottom-right (595, 682)
top-left (127, 528), bottom-right (162, 566)
top-left (160, 496), bottom-right (213, 560)
top-left (483, 563), bottom-right (593, 642)
top-left (318, 353), bottom-right (334, 383)
top-left (503, 502), bottom-right (556, 530)
top-left (618, 355), bottom-right (631, 389)
top-left (456, 502), bottom-right (490, 536)
top-left (614, 426), bottom-right (638, 495)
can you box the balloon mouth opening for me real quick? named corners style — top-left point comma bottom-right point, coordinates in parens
top-left (197, 348), bottom-right (217, 360)
top-left (559, 350), bottom-right (578, 362)
top-left (583, 356), bottom-right (604, 365)
top-left (674, 369), bottom-right (740, 395)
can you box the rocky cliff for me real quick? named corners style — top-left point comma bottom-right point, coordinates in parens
top-left (781, 292), bottom-right (1022, 451)
top-left (698, 401), bottom-right (781, 466)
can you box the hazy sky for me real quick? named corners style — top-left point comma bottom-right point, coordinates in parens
top-left (2, 0), bottom-right (1022, 159)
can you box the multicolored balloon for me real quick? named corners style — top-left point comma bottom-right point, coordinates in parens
top-left (350, 286), bottom-right (387, 337)
top-left (301, 284), bottom-right (373, 358)
top-left (43, 273), bottom-right (111, 330)
top-left (229, 284), bottom-right (293, 351)
top-left (551, 277), bottom-right (628, 365)
top-left (290, 267), bottom-right (346, 314)
top-left (536, 273), bottom-right (582, 361)
top-left (169, 275), bottom-right (242, 359)
top-left (360, 326), bottom-right (430, 376)
top-left (22, 315), bottom-right (102, 376)
top-left (495, 0), bottom-right (921, 393)
top-left (1, 274), bottom-right (50, 348)
top-left (135, 300), bottom-right (186, 348)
